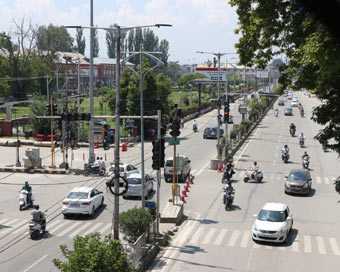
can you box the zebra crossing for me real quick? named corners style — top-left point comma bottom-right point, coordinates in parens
top-left (0, 217), bottom-right (113, 239)
top-left (177, 223), bottom-right (340, 256)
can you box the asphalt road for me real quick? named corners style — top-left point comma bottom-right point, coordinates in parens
top-left (0, 100), bottom-right (243, 271)
top-left (151, 91), bottom-right (340, 272)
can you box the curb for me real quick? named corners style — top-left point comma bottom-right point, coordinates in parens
top-left (0, 167), bottom-right (69, 174)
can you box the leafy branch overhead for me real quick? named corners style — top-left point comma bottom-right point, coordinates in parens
top-left (229, 0), bottom-right (340, 156)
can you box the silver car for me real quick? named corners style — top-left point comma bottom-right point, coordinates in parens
top-left (123, 173), bottom-right (154, 199)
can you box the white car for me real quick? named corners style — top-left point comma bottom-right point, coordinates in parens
top-left (105, 163), bottom-right (139, 185)
top-left (62, 187), bottom-right (104, 218)
top-left (123, 173), bottom-right (154, 199)
top-left (291, 100), bottom-right (298, 107)
top-left (252, 203), bottom-right (293, 244)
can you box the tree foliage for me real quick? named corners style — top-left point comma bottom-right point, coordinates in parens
top-left (167, 61), bottom-right (181, 82)
top-left (177, 73), bottom-right (206, 92)
top-left (75, 28), bottom-right (85, 54)
top-left (93, 28), bottom-right (99, 57)
top-left (119, 207), bottom-right (153, 243)
top-left (52, 232), bottom-right (133, 272)
top-left (36, 24), bottom-right (73, 52)
top-left (29, 95), bottom-right (50, 133)
top-left (229, 0), bottom-right (340, 156)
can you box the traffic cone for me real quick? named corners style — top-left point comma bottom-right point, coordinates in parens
top-left (189, 174), bottom-right (194, 184)
top-left (180, 195), bottom-right (186, 203)
top-left (186, 180), bottom-right (191, 188)
top-left (217, 162), bottom-right (222, 173)
top-left (182, 190), bottom-right (187, 197)
top-left (185, 185), bottom-right (189, 192)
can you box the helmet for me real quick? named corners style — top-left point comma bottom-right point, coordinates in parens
top-left (254, 161), bottom-right (257, 166)
top-left (284, 145), bottom-right (288, 148)
top-left (35, 205), bottom-right (40, 210)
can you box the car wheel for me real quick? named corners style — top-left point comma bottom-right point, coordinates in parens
top-left (244, 177), bottom-right (249, 183)
top-left (122, 195), bottom-right (127, 199)
top-left (100, 197), bottom-right (104, 207)
top-left (19, 204), bottom-right (24, 211)
top-left (63, 214), bottom-right (68, 219)
top-left (90, 206), bottom-right (95, 217)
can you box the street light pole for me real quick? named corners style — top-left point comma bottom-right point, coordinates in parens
top-left (89, 0), bottom-right (95, 164)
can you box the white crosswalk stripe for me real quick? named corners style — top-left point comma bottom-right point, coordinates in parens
top-left (0, 219), bottom-right (24, 236)
top-left (317, 236), bottom-right (326, 255)
top-left (304, 235), bottom-right (312, 253)
top-left (292, 235), bottom-right (299, 252)
top-left (68, 222), bottom-right (92, 239)
top-left (240, 230), bottom-right (250, 248)
top-left (324, 177), bottom-right (330, 184)
top-left (49, 221), bottom-right (69, 235)
top-left (57, 221), bottom-right (82, 237)
top-left (98, 223), bottom-right (112, 235)
top-left (228, 230), bottom-right (240, 247)
top-left (82, 222), bottom-right (103, 236)
top-left (329, 238), bottom-right (340, 256)
top-left (189, 226), bottom-right (204, 244)
top-left (214, 229), bottom-right (228, 246)
top-left (316, 176), bottom-right (322, 184)
top-left (191, 169), bottom-right (198, 176)
top-left (202, 228), bottom-right (217, 245)
top-left (0, 218), bottom-right (9, 224)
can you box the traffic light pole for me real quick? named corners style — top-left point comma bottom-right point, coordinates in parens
top-left (156, 110), bottom-right (161, 234)
top-left (172, 141), bottom-right (177, 205)
top-left (50, 96), bottom-right (55, 168)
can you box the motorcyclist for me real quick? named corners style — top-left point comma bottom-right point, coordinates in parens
top-left (21, 181), bottom-right (32, 205)
top-left (223, 181), bottom-right (235, 203)
top-left (99, 157), bottom-right (106, 171)
top-left (251, 162), bottom-right (259, 177)
top-left (290, 123), bottom-right (296, 134)
top-left (302, 151), bottom-right (310, 161)
top-left (192, 120), bottom-right (198, 131)
top-left (298, 133), bottom-right (305, 144)
top-left (274, 108), bottom-right (279, 116)
top-left (31, 205), bottom-right (46, 231)
top-left (223, 159), bottom-right (235, 181)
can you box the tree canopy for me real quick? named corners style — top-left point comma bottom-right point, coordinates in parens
top-left (75, 28), bottom-right (85, 54)
top-left (229, 0), bottom-right (340, 156)
top-left (36, 24), bottom-right (73, 52)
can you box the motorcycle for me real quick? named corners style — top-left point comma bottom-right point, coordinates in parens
top-left (193, 124), bottom-right (198, 132)
top-left (244, 168), bottom-right (263, 183)
top-left (29, 216), bottom-right (46, 239)
top-left (281, 150), bottom-right (290, 163)
top-left (19, 190), bottom-right (34, 211)
top-left (322, 145), bottom-right (327, 152)
top-left (103, 141), bottom-right (110, 150)
top-left (299, 138), bottom-right (304, 147)
top-left (302, 157), bottom-right (309, 169)
top-left (274, 110), bottom-right (278, 117)
top-left (300, 109), bottom-right (304, 117)
top-left (223, 189), bottom-right (235, 211)
top-left (221, 168), bottom-right (234, 184)
top-left (84, 164), bottom-right (106, 176)
top-left (290, 127), bottom-right (295, 137)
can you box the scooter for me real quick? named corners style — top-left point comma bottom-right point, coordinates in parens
top-left (193, 124), bottom-right (198, 132)
top-left (84, 164), bottom-right (105, 176)
top-left (299, 138), bottom-right (304, 147)
top-left (29, 217), bottom-right (46, 239)
top-left (19, 190), bottom-right (34, 211)
top-left (302, 157), bottom-right (309, 169)
top-left (244, 168), bottom-right (263, 183)
top-left (300, 109), bottom-right (304, 117)
top-left (221, 168), bottom-right (234, 184)
top-left (274, 110), bottom-right (278, 117)
top-left (282, 150), bottom-right (289, 163)
top-left (290, 128), bottom-right (295, 137)
top-left (223, 189), bottom-right (235, 211)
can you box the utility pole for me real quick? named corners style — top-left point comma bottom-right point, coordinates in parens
top-left (156, 110), bottom-right (161, 234)
top-left (113, 26), bottom-right (121, 240)
top-left (77, 57), bottom-right (81, 141)
top-left (89, 0), bottom-right (95, 164)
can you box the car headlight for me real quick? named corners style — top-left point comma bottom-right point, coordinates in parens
top-left (285, 182), bottom-right (291, 188)
top-left (278, 227), bottom-right (286, 233)
top-left (253, 225), bottom-right (258, 231)
top-left (303, 183), bottom-right (309, 188)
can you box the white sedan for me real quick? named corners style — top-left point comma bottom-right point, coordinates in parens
top-left (62, 187), bottom-right (104, 218)
top-left (291, 100), bottom-right (298, 107)
top-left (252, 203), bottom-right (293, 244)
top-left (123, 173), bottom-right (154, 199)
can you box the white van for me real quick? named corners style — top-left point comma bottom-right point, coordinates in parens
top-left (164, 156), bottom-right (191, 183)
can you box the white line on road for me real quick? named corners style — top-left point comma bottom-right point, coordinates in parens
top-left (98, 223), bottom-right (112, 235)
top-left (23, 254), bottom-right (48, 272)
top-left (175, 221), bottom-right (196, 245)
top-left (316, 177), bottom-right (321, 184)
top-left (48, 221), bottom-right (69, 234)
top-left (0, 218), bottom-right (9, 224)
top-left (228, 230), bottom-right (240, 247)
top-left (68, 222), bottom-right (92, 239)
top-left (329, 238), bottom-right (340, 256)
top-left (316, 236), bottom-right (326, 255)
top-left (195, 160), bottom-right (211, 177)
top-left (324, 177), bottom-right (330, 184)
top-left (0, 220), bottom-right (24, 235)
top-left (304, 235), bottom-right (312, 253)
top-left (240, 231), bottom-right (250, 248)
top-left (82, 222), bottom-right (103, 236)
top-left (189, 226), bottom-right (204, 244)
top-left (57, 221), bottom-right (82, 237)
top-left (253, 242), bottom-right (261, 248)
top-left (292, 235), bottom-right (299, 252)
top-left (214, 229), bottom-right (228, 246)
top-left (273, 160), bottom-right (276, 166)
top-left (202, 228), bottom-right (217, 244)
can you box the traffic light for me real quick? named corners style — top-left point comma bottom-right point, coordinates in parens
top-left (45, 104), bottom-right (51, 116)
top-left (152, 140), bottom-right (160, 170)
top-left (53, 104), bottom-right (58, 115)
top-left (160, 138), bottom-right (165, 167)
top-left (81, 113), bottom-right (91, 121)
top-left (170, 108), bottom-right (182, 138)
top-left (223, 104), bottom-right (230, 123)
top-left (56, 119), bottom-right (62, 131)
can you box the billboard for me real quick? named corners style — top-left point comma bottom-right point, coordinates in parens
top-left (195, 67), bottom-right (227, 82)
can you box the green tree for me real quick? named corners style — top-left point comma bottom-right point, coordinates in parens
top-left (52, 232), bottom-right (132, 272)
top-left (177, 73), bottom-right (206, 92)
top-left (167, 61), bottom-right (181, 82)
top-left (29, 95), bottom-right (50, 133)
top-left (75, 28), bottom-right (85, 54)
top-left (36, 24), bottom-right (73, 52)
top-left (229, 0), bottom-right (340, 155)
top-left (93, 28), bottom-right (99, 57)
top-left (0, 55), bottom-right (10, 96)
top-left (119, 207), bottom-right (153, 243)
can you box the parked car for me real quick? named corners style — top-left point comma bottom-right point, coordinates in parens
top-left (278, 98), bottom-right (285, 106)
top-left (62, 187), bottom-right (104, 218)
top-left (123, 173), bottom-right (154, 199)
top-left (164, 155), bottom-right (191, 182)
top-left (105, 163), bottom-right (139, 186)
top-left (285, 168), bottom-right (312, 195)
top-left (252, 202), bottom-right (293, 244)
top-left (203, 126), bottom-right (224, 139)
top-left (291, 100), bottom-right (298, 107)
top-left (284, 107), bottom-right (293, 116)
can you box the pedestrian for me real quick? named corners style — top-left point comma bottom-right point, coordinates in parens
top-left (100, 157), bottom-right (106, 171)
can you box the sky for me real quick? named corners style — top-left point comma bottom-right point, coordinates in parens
top-left (0, 0), bottom-right (240, 65)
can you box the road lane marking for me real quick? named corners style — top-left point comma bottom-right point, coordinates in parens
top-left (82, 222), bottom-right (103, 236)
top-left (253, 242), bottom-right (261, 248)
top-left (12, 223), bottom-right (28, 235)
top-left (316, 177), bottom-right (321, 184)
top-left (202, 228), bottom-right (216, 244)
top-left (0, 218), bottom-right (9, 224)
top-left (240, 231), bottom-right (250, 248)
top-left (324, 177), bottom-right (330, 184)
top-left (270, 173), bottom-right (274, 180)
top-left (0, 219), bottom-right (24, 235)
top-left (46, 219), bottom-right (62, 231)
top-left (189, 226), bottom-right (204, 244)
top-left (304, 235), bottom-right (312, 253)
top-left (57, 221), bottom-right (82, 237)
top-left (214, 229), bottom-right (228, 246)
top-left (329, 238), bottom-right (340, 256)
top-left (196, 160), bottom-right (211, 176)
top-left (316, 236), bottom-right (326, 255)
top-left (292, 235), bottom-right (299, 252)
top-left (48, 221), bottom-right (69, 234)
top-left (331, 177), bottom-right (336, 184)
top-left (228, 230), bottom-right (240, 247)
top-left (23, 254), bottom-right (48, 272)
top-left (1, 218), bottom-right (19, 227)
top-left (99, 223), bottom-right (112, 235)
top-left (273, 160), bottom-right (276, 166)
top-left (68, 222), bottom-right (92, 238)
top-left (176, 220), bottom-right (196, 245)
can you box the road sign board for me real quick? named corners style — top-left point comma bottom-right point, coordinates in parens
top-left (169, 138), bottom-right (180, 145)
top-left (145, 201), bottom-right (156, 209)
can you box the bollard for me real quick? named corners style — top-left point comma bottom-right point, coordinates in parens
top-left (72, 152), bottom-right (74, 161)
top-left (186, 180), bottom-right (190, 188)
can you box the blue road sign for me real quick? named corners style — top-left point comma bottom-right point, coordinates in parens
top-left (145, 201), bottom-right (156, 209)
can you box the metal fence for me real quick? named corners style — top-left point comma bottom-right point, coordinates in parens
top-left (121, 232), bottom-right (146, 269)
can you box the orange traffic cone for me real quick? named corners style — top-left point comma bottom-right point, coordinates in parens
top-left (182, 190), bottom-right (187, 197)
top-left (180, 195), bottom-right (186, 203)
top-left (217, 162), bottom-right (222, 173)
top-left (185, 185), bottom-right (189, 192)
top-left (189, 174), bottom-right (194, 184)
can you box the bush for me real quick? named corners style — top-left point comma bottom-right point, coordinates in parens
top-left (120, 207), bottom-right (153, 243)
top-left (230, 126), bottom-right (238, 140)
top-left (239, 119), bottom-right (252, 135)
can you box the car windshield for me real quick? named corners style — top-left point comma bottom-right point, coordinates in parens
top-left (258, 209), bottom-right (286, 222)
top-left (289, 171), bottom-right (307, 180)
top-left (127, 178), bottom-right (142, 185)
top-left (165, 158), bottom-right (184, 167)
top-left (67, 192), bottom-right (89, 199)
